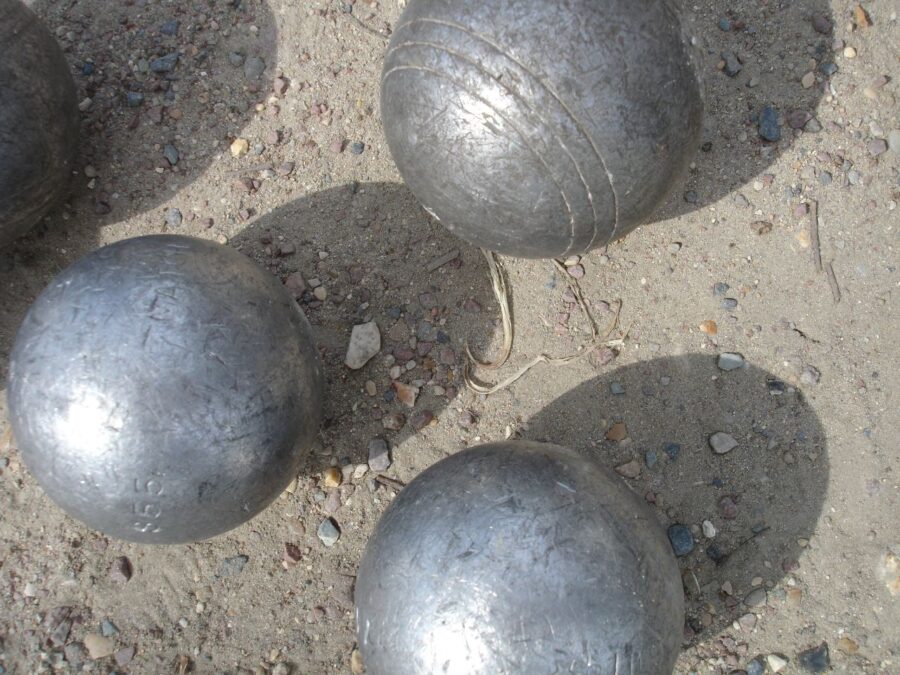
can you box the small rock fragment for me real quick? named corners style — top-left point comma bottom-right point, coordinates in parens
top-left (317, 519), bottom-right (341, 547)
top-left (798, 642), bottom-right (830, 672)
top-left (230, 138), bottom-right (250, 158)
top-left (345, 322), bottom-right (381, 370)
top-left (837, 637), bottom-right (859, 654)
top-left (393, 382), bottom-right (419, 407)
top-left (759, 106), bottom-right (781, 142)
top-left (702, 520), bottom-right (717, 538)
top-left (84, 634), bottom-right (115, 660)
top-left (219, 554), bottom-right (249, 577)
top-left (800, 366), bottom-right (820, 386)
top-left (717, 353), bottom-right (745, 371)
top-left (766, 654), bottom-right (789, 673)
top-left (109, 556), bottom-right (132, 583)
top-left (350, 649), bottom-right (365, 674)
top-left (322, 467), bottom-right (342, 488)
top-left (165, 208), bottom-right (182, 228)
top-left (114, 646), bottom-right (135, 667)
top-left (699, 320), bottom-right (718, 334)
top-left (744, 587), bottom-right (767, 608)
top-left (410, 410), bottom-right (434, 430)
top-left (367, 438), bottom-right (391, 472)
top-left (243, 56), bottom-right (266, 81)
top-left (150, 52), bottom-right (178, 73)
top-left (605, 422), bottom-right (628, 441)
top-left (382, 413), bottom-right (405, 431)
top-left (709, 432), bottom-right (738, 454)
top-left (667, 524), bottom-right (694, 557)
top-left (614, 460), bottom-right (641, 479)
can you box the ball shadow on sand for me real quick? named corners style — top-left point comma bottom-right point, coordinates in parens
top-left (654, 0), bottom-right (834, 221)
top-left (214, 181), bottom-right (496, 482)
top-left (26, 0), bottom-right (279, 222)
top-left (525, 354), bottom-right (828, 644)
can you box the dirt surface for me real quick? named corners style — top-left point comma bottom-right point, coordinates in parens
top-left (1, 0), bottom-right (898, 673)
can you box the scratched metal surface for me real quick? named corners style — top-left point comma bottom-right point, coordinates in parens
top-left (0, 0), bottom-right (79, 246)
top-left (355, 441), bottom-right (683, 674)
top-left (7, 235), bottom-right (324, 543)
top-left (381, 0), bottom-right (703, 259)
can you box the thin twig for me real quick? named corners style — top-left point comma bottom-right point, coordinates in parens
top-left (825, 262), bottom-right (841, 303)
top-left (465, 249), bottom-right (513, 370)
top-left (809, 200), bottom-right (823, 273)
top-left (375, 475), bottom-right (406, 491)
top-left (464, 300), bottom-right (624, 395)
top-left (341, 8), bottom-right (390, 40)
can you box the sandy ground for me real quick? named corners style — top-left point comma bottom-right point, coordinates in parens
top-left (1, 0), bottom-right (898, 673)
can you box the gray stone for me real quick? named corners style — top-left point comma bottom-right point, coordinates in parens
top-left (744, 587), bottom-right (767, 607)
top-left (244, 56), bottom-right (266, 80)
top-left (709, 432), bottom-right (738, 454)
top-left (165, 208), bottom-right (183, 227)
top-left (610, 382), bottom-right (625, 395)
top-left (163, 144), bottom-right (179, 166)
top-left (345, 321), bottom-right (381, 369)
top-left (367, 438), bottom-right (391, 472)
top-left (219, 554), bottom-right (249, 577)
top-left (150, 52), bottom-right (179, 73)
top-left (317, 518), bottom-right (341, 547)
top-left (717, 352), bottom-right (745, 371)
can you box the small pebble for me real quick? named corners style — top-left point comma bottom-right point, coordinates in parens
top-left (345, 322), bottom-right (381, 370)
top-left (664, 443), bottom-right (680, 460)
top-left (109, 556), bottom-right (132, 583)
top-left (609, 382), bottom-right (625, 395)
top-left (713, 282), bottom-right (729, 296)
top-left (243, 56), bottom-right (266, 80)
top-left (709, 432), bottom-right (738, 454)
top-left (667, 524), bottom-right (694, 557)
top-left (798, 642), bottom-right (830, 672)
top-left (367, 438), bottom-right (391, 472)
top-left (317, 519), bottom-right (341, 547)
top-left (800, 366), bottom-right (820, 385)
top-left (702, 520), bottom-right (717, 538)
top-left (614, 460), bottom-right (641, 479)
top-left (766, 654), bottom-right (789, 673)
top-left (644, 451), bottom-right (657, 468)
top-left (759, 106), bottom-right (781, 142)
top-left (721, 51), bottom-right (742, 77)
top-left (163, 144), bottom-right (179, 166)
top-left (843, 46), bottom-right (857, 59)
top-left (165, 208), bottom-right (182, 228)
top-left (125, 91), bottom-right (144, 107)
top-left (722, 297), bottom-right (738, 310)
top-left (717, 353), bottom-right (744, 371)
top-left (230, 138), bottom-right (250, 158)
top-left (746, 658), bottom-right (765, 675)
top-left (868, 139), bottom-right (888, 157)
top-left (744, 587), bottom-right (767, 607)
top-left (149, 52), bottom-right (178, 73)
top-left (219, 554), bottom-right (249, 577)
top-left (349, 141), bottom-right (365, 155)
top-left (99, 620), bottom-right (118, 637)
top-left (83, 634), bottom-right (115, 660)
top-left (718, 18), bottom-right (731, 31)
top-left (567, 264), bottom-right (585, 279)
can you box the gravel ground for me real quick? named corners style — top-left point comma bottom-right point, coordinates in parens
top-left (1, 0), bottom-right (898, 673)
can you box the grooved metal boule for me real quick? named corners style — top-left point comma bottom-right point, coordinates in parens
top-left (355, 441), bottom-right (684, 674)
top-left (7, 235), bottom-right (325, 544)
top-left (381, 0), bottom-right (703, 258)
top-left (0, 0), bottom-right (80, 246)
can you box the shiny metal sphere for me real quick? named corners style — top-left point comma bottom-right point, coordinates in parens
top-left (8, 235), bottom-right (324, 544)
top-left (0, 0), bottom-right (79, 246)
top-left (382, 0), bottom-right (702, 259)
top-left (355, 441), bottom-right (684, 674)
